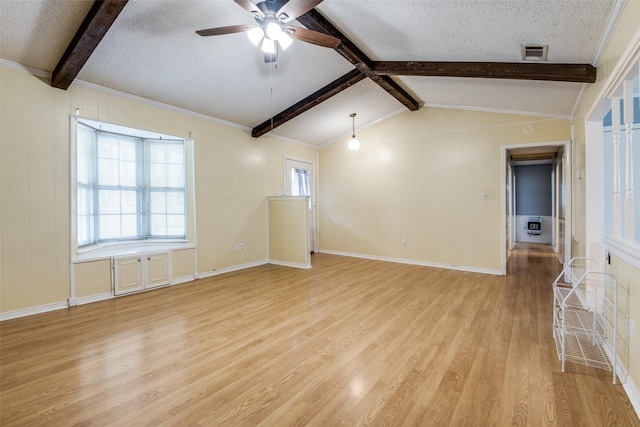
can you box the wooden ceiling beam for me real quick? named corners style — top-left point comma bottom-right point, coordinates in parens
top-left (252, 69), bottom-right (366, 138)
top-left (296, 9), bottom-right (420, 111)
top-left (372, 61), bottom-right (597, 83)
top-left (51, 0), bottom-right (128, 90)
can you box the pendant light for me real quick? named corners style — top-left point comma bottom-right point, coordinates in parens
top-left (348, 113), bottom-right (360, 151)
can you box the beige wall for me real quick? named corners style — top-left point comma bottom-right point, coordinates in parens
top-left (74, 260), bottom-right (112, 298)
top-left (319, 108), bottom-right (570, 272)
top-left (268, 197), bottom-right (310, 268)
top-left (0, 65), bottom-right (317, 313)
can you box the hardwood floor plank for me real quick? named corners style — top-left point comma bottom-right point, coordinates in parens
top-left (1, 245), bottom-right (638, 426)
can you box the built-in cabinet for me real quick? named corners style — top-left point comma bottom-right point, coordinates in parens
top-left (113, 252), bottom-right (170, 295)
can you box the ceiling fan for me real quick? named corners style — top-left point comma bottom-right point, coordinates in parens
top-left (196, 0), bottom-right (340, 63)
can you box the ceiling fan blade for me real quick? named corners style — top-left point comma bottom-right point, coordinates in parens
top-left (196, 24), bottom-right (255, 37)
top-left (233, 0), bottom-right (264, 18)
top-left (286, 26), bottom-right (340, 48)
top-left (277, 0), bottom-right (324, 22)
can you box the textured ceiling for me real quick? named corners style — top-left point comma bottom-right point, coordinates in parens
top-left (0, 0), bottom-right (616, 146)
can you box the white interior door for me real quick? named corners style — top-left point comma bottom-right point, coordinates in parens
top-left (284, 158), bottom-right (315, 252)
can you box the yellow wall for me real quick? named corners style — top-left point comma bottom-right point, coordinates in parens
top-left (268, 197), bottom-right (310, 267)
top-left (0, 65), bottom-right (317, 313)
top-left (74, 260), bottom-right (112, 298)
top-left (319, 108), bottom-right (570, 272)
top-left (172, 248), bottom-right (196, 280)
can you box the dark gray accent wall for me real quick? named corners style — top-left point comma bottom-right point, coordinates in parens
top-left (515, 164), bottom-right (552, 216)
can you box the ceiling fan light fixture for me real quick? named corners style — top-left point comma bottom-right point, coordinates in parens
top-left (265, 21), bottom-right (282, 40)
top-left (261, 37), bottom-right (276, 53)
top-left (278, 31), bottom-right (293, 50)
top-left (247, 26), bottom-right (264, 46)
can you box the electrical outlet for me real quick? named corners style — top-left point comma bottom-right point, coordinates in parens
top-left (481, 192), bottom-right (490, 200)
top-left (235, 243), bottom-right (244, 251)
top-left (403, 241), bottom-right (407, 248)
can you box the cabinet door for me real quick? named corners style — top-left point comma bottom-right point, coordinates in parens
top-left (145, 252), bottom-right (170, 288)
top-left (114, 257), bottom-right (143, 295)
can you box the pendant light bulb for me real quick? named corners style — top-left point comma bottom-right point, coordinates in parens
top-left (348, 113), bottom-right (360, 151)
top-left (261, 37), bottom-right (276, 53)
top-left (247, 26), bottom-right (264, 46)
top-left (278, 31), bottom-right (293, 50)
top-left (265, 21), bottom-right (282, 40)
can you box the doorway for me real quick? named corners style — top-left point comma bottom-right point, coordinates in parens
top-left (284, 157), bottom-right (316, 252)
top-left (501, 141), bottom-right (571, 274)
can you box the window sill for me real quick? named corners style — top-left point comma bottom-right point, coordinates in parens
top-left (73, 241), bottom-right (194, 263)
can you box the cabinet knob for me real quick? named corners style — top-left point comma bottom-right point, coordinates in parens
top-left (137, 258), bottom-right (141, 262)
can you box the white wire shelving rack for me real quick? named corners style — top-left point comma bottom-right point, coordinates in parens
top-left (552, 257), bottom-right (628, 384)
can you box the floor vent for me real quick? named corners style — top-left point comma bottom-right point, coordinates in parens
top-left (522, 45), bottom-right (548, 61)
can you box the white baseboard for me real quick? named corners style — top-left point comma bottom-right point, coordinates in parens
top-left (269, 259), bottom-right (312, 269)
top-left (0, 301), bottom-right (68, 321)
top-left (171, 275), bottom-right (196, 286)
top-left (197, 260), bottom-right (268, 279)
top-left (623, 375), bottom-right (640, 420)
top-left (76, 292), bottom-right (114, 306)
top-left (318, 249), bottom-right (503, 276)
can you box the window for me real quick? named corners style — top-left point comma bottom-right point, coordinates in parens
top-left (291, 168), bottom-right (310, 197)
top-left (602, 82), bottom-right (640, 246)
top-left (75, 119), bottom-right (186, 247)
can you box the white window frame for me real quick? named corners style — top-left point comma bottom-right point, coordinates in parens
top-left (70, 116), bottom-right (195, 258)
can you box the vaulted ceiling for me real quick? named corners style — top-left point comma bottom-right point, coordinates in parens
top-left (0, 0), bottom-right (617, 146)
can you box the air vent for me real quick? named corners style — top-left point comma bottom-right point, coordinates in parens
top-left (522, 45), bottom-right (548, 61)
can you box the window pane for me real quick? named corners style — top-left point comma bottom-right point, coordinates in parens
top-left (78, 188), bottom-right (88, 215)
top-left (120, 140), bottom-right (136, 161)
top-left (77, 155), bottom-right (89, 184)
top-left (167, 144), bottom-right (184, 163)
top-left (99, 215), bottom-right (121, 239)
top-left (167, 164), bottom-right (184, 187)
top-left (150, 163), bottom-right (167, 187)
top-left (121, 191), bottom-right (137, 214)
top-left (149, 143), bottom-right (166, 163)
top-left (98, 138), bottom-right (119, 159)
top-left (78, 216), bottom-right (88, 244)
top-left (121, 214), bottom-right (138, 238)
top-left (150, 192), bottom-right (167, 214)
top-left (167, 215), bottom-right (185, 235)
top-left (99, 190), bottom-right (121, 214)
top-left (151, 214), bottom-right (167, 235)
top-left (292, 168), bottom-right (309, 196)
top-left (120, 160), bottom-right (137, 187)
top-left (166, 192), bottom-right (184, 214)
top-left (98, 159), bottom-right (119, 185)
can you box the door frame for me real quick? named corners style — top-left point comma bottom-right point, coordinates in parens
top-left (500, 140), bottom-right (572, 274)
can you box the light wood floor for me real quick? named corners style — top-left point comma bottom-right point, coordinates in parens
top-left (1, 244), bottom-right (638, 426)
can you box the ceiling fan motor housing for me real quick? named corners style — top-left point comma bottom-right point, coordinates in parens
top-left (256, 0), bottom-right (288, 20)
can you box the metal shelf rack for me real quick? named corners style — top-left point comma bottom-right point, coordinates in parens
top-left (552, 257), bottom-right (625, 384)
